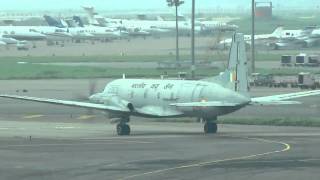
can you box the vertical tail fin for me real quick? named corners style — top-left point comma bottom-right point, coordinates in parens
top-left (44, 15), bottom-right (65, 28)
top-left (73, 16), bottom-right (84, 27)
top-left (82, 6), bottom-right (100, 26)
top-left (228, 33), bottom-right (250, 96)
top-left (211, 33), bottom-right (250, 97)
top-left (271, 26), bottom-right (283, 37)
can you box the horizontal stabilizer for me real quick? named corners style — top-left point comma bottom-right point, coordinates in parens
top-left (250, 100), bottom-right (301, 106)
top-left (251, 90), bottom-right (320, 105)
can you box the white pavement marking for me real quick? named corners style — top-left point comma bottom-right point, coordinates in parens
top-left (55, 126), bottom-right (79, 129)
top-left (22, 114), bottom-right (44, 119)
top-left (0, 127), bottom-right (25, 130)
top-left (77, 115), bottom-right (96, 120)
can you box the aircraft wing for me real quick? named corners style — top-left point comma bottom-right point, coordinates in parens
top-left (250, 90), bottom-right (320, 105)
top-left (0, 94), bottom-right (129, 113)
top-left (170, 101), bottom-right (241, 107)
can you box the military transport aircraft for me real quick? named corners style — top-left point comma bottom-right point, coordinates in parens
top-left (1, 33), bottom-right (320, 136)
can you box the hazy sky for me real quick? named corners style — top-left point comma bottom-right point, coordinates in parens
top-left (0, 0), bottom-right (318, 11)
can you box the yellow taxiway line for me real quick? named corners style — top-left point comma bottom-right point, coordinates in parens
top-left (119, 136), bottom-right (291, 180)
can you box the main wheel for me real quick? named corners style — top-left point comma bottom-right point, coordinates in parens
top-left (117, 124), bottom-right (131, 136)
top-left (204, 122), bottom-right (217, 134)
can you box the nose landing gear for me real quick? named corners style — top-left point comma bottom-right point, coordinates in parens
top-left (116, 117), bottom-right (131, 136)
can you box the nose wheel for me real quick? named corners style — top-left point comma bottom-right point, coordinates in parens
top-left (204, 122), bottom-right (217, 134)
top-left (116, 123), bottom-right (131, 135)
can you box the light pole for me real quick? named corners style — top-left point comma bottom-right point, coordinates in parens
top-left (167, 0), bottom-right (184, 68)
top-left (251, 0), bottom-right (256, 73)
top-left (191, 0), bottom-right (195, 79)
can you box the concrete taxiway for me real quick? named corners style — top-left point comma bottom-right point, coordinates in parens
top-left (0, 121), bottom-right (320, 180)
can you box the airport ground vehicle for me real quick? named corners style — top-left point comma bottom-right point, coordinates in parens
top-left (250, 73), bottom-right (274, 87)
top-left (250, 73), bottom-right (320, 89)
top-left (298, 72), bottom-right (320, 89)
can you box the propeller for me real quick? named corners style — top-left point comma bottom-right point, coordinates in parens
top-left (73, 80), bottom-right (97, 100)
top-left (73, 80), bottom-right (98, 116)
top-left (86, 80), bottom-right (97, 116)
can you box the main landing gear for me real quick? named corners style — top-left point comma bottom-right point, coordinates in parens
top-left (203, 117), bottom-right (218, 134)
top-left (116, 117), bottom-right (130, 136)
top-left (117, 123), bottom-right (130, 135)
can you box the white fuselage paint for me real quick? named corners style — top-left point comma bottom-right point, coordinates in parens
top-left (0, 26), bottom-right (70, 41)
top-left (90, 79), bottom-right (249, 119)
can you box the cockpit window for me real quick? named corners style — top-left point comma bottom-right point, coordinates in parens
top-left (108, 86), bottom-right (118, 95)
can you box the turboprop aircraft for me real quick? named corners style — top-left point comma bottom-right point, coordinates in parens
top-left (1, 33), bottom-right (320, 136)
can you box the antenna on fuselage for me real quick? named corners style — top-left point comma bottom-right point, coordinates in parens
top-left (122, 74), bottom-right (126, 79)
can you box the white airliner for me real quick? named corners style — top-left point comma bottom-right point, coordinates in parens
top-left (219, 27), bottom-right (284, 47)
top-left (44, 15), bottom-right (121, 40)
top-left (1, 33), bottom-right (319, 136)
top-left (0, 25), bottom-right (78, 42)
top-left (220, 26), bottom-right (317, 49)
top-left (198, 21), bottom-right (238, 33)
top-left (83, 6), bottom-right (238, 35)
top-left (274, 27), bottom-right (320, 49)
top-left (0, 26), bottom-right (47, 41)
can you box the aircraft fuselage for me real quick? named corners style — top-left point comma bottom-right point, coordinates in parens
top-left (90, 79), bottom-right (249, 119)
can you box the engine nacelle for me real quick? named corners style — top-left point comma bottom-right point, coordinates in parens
top-left (105, 96), bottom-right (134, 112)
